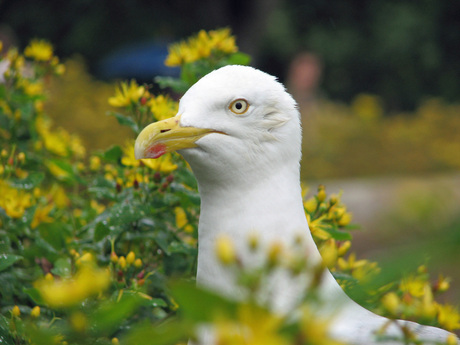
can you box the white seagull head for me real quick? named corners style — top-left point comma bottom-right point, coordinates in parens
top-left (135, 65), bottom-right (301, 186)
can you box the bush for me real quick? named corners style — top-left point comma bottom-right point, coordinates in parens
top-left (0, 31), bottom-right (458, 345)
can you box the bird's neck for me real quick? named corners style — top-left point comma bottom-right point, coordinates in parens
top-left (195, 161), bottom-right (322, 287)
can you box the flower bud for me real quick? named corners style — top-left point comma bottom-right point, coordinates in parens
top-left (110, 252), bottom-right (119, 263)
top-left (12, 305), bottom-right (20, 317)
top-left (317, 185), bottom-right (326, 202)
top-left (134, 258), bottom-right (143, 268)
top-left (118, 256), bottom-right (127, 269)
top-left (31, 306), bottom-right (40, 318)
top-left (112, 337), bottom-right (120, 345)
top-left (126, 251), bottom-right (136, 265)
top-left (215, 235), bottom-right (236, 265)
top-left (267, 242), bottom-right (283, 267)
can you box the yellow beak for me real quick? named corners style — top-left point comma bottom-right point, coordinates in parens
top-left (134, 115), bottom-right (219, 159)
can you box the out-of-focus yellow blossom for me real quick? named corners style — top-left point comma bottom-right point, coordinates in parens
top-left (126, 251), bottom-right (136, 265)
top-left (111, 338), bottom-right (120, 345)
top-left (399, 275), bottom-right (427, 298)
top-left (351, 93), bottom-right (383, 121)
top-left (215, 304), bottom-right (289, 345)
top-left (134, 258), bottom-right (142, 268)
top-left (434, 275), bottom-right (451, 293)
top-left (90, 200), bottom-right (105, 214)
top-left (31, 203), bottom-right (54, 229)
top-left (148, 94), bottom-right (178, 121)
top-left (47, 161), bottom-right (70, 180)
top-left (317, 185), bottom-right (327, 202)
top-left (436, 304), bottom-right (460, 331)
top-left (381, 292), bottom-right (400, 315)
top-left (31, 306), bottom-right (41, 318)
top-left (319, 239), bottom-right (338, 269)
top-left (337, 253), bottom-right (380, 282)
top-left (24, 39), bottom-right (53, 61)
top-left (300, 306), bottom-right (346, 345)
top-left (17, 79), bottom-right (44, 96)
top-left (45, 272), bottom-right (54, 281)
top-left (165, 28), bottom-right (237, 67)
top-left (12, 305), bottom-right (20, 317)
top-left (76, 252), bottom-right (94, 266)
top-left (70, 311), bottom-right (87, 332)
top-left (446, 333), bottom-right (458, 345)
top-left (174, 207), bottom-right (194, 233)
top-left (337, 240), bottom-right (351, 257)
top-left (306, 214), bottom-right (331, 240)
top-left (35, 264), bottom-right (110, 308)
top-left (118, 256), bottom-right (127, 270)
top-left (267, 242), bottom-right (283, 267)
top-left (48, 184), bottom-right (70, 208)
top-left (215, 235), bottom-right (236, 265)
top-left (0, 181), bottom-right (32, 218)
top-left (90, 156), bottom-right (101, 171)
top-left (108, 80), bottom-right (145, 107)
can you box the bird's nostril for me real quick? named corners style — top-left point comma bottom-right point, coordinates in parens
top-left (160, 129), bottom-right (171, 133)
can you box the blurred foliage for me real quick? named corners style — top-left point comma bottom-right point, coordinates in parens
top-left (0, 30), bottom-right (458, 345)
top-left (300, 96), bottom-right (460, 180)
top-left (1, 1), bottom-right (459, 109)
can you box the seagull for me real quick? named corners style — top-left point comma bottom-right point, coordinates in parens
top-left (135, 65), bottom-right (457, 344)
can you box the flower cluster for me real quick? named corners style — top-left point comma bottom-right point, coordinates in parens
top-left (165, 28), bottom-right (237, 67)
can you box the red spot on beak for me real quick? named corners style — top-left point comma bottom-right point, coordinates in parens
top-left (146, 143), bottom-right (167, 158)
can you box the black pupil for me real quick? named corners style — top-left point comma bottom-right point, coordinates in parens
top-left (235, 102), bottom-right (243, 110)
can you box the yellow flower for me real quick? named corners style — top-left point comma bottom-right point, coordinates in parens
top-left (319, 239), bottom-right (338, 269)
top-left (174, 207), bottom-right (194, 233)
top-left (351, 93), bottom-right (383, 121)
top-left (48, 184), bottom-right (70, 208)
top-left (134, 258), bottom-right (143, 268)
top-left (31, 203), bottom-right (54, 229)
top-left (47, 161), bottom-right (70, 180)
top-left (215, 235), bottom-right (236, 265)
top-left (0, 181), bottom-right (33, 218)
top-left (24, 39), bottom-right (53, 61)
top-left (337, 212), bottom-right (352, 227)
top-left (337, 253), bottom-right (380, 282)
top-left (267, 241), bottom-right (284, 267)
top-left (122, 140), bottom-right (178, 173)
top-left (126, 251), bottom-right (136, 265)
top-left (300, 306), bottom-right (345, 345)
top-left (118, 256), bottom-right (127, 270)
top-left (381, 292), bottom-right (400, 315)
top-left (306, 214), bottom-right (331, 240)
top-left (12, 305), bottom-right (21, 317)
top-left (108, 80), bottom-right (145, 107)
top-left (31, 306), bottom-right (41, 318)
top-left (35, 265), bottom-right (110, 308)
top-left (70, 311), bottom-right (87, 332)
top-left (399, 275), bottom-right (427, 298)
top-left (165, 28), bottom-right (237, 67)
top-left (436, 303), bottom-right (460, 331)
top-left (215, 304), bottom-right (289, 345)
top-left (304, 197), bottom-right (317, 213)
top-left (148, 94), bottom-right (178, 121)
top-left (90, 156), bottom-right (101, 171)
top-left (90, 200), bottom-right (105, 214)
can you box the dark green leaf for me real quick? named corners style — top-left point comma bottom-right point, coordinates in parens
top-left (0, 254), bottom-right (22, 272)
top-left (108, 111), bottom-right (139, 133)
top-left (225, 52), bottom-right (251, 66)
top-left (325, 227), bottom-right (353, 241)
top-left (123, 319), bottom-right (189, 345)
top-left (94, 222), bottom-right (110, 242)
top-left (154, 76), bottom-right (189, 94)
top-left (102, 145), bottom-right (123, 163)
top-left (37, 222), bottom-right (68, 251)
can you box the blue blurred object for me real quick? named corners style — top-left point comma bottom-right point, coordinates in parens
top-left (98, 41), bottom-right (180, 81)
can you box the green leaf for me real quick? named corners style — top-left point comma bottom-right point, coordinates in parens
top-left (324, 227), bottom-right (353, 241)
top-left (9, 172), bottom-right (44, 190)
top-left (94, 222), bottom-right (110, 242)
top-left (108, 111), bottom-right (139, 133)
top-left (171, 281), bottom-right (237, 322)
top-left (90, 292), bottom-right (145, 333)
top-left (123, 319), bottom-right (189, 345)
top-left (23, 287), bottom-right (45, 305)
top-left (37, 222), bottom-right (68, 251)
top-left (0, 254), bottom-right (22, 272)
top-left (154, 76), bottom-right (189, 94)
top-left (102, 145), bottom-right (123, 163)
top-left (51, 257), bottom-right (72, 277)
top-left (225, 52), bottom-right (251, 66)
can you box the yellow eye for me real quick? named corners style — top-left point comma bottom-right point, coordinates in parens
top-left (229, 99), bottom-right (249, 114)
